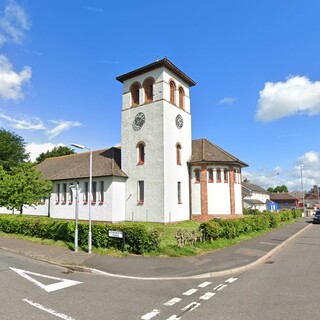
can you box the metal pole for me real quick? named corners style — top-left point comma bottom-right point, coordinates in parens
top-left (75, 184), bottom-right (79, 253)
top-left (300, 165), bottom-right (305, 217)
top-left (88, 149), bottom-right (92, 254)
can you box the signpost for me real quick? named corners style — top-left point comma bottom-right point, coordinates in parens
top-left (108, 230), bottom-right (125, 251)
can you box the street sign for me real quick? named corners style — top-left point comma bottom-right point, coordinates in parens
top-left (108, 230), bottom-right (124, 238)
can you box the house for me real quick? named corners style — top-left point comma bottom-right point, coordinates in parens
top-left (2, 59), bottom-right (248, 222)
top-left (270, 193), bottom-right (299, 209)
top-left (242, 181), bottom-right (271, 212)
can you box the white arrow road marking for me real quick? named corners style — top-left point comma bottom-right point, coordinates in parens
top-left (167, 315), bottom-right (181, 320)
top-left (225, 277), bottom-right (238, 284)
top-left (200, 292), bottom-right (216, 300)
top-left (141, 309), bottom-right (160, 320)
top-left (23, 299), bottom-right (75, 320)
top-left (164, 297), bottom-right (181, 306)
top-left (183, 288), bottom-right (198, 296)
top-left (198, 281), bottom-right (211, 288)
top-left (10, 268), bottom-right (82, 292)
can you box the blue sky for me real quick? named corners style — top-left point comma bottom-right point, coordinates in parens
top-left (0, 0), bottom-right (319, 192)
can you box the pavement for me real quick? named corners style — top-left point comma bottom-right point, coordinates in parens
top-left (0, 218), bottom-right (312, 280)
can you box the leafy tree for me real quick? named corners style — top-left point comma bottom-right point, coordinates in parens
top-left (36, 146), bottom-right (75, 163)
top-left (0, 128), bottom-right (29, 172)
top-left (0, 163), bottom-right (52, 214)
top-left (268, 185), bottom-right (288, 193)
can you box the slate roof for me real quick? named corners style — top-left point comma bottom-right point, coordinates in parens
top-left (116, 58), bottom-right (196, 87)
top-left (37, 147), bottom-right (127, 181)
top-left (270, 193), bottom-right (298, 201)
top-left (242, 181), bottom-right (269, 194)
top-left (189, 139), bottom-right (248, 167)
top-left (244, 198), bottom-right (264, 205)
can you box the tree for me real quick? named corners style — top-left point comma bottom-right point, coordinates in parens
top-left (0, 163), bottom-right (52, 213)
top-left (268, 185), bottom-right (288, 193)
top-left (0, 128), bottom-right (29, 172)
top-left (36, 146), bottom-right (75, 163)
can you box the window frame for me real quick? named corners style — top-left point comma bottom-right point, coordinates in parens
top-left (176, 143), bottom-right (182, 165)
top-left (194, 169), bottom-right (201, 183)
top-left (178, 86), bottom-right (184, 109)
top-left (143, 77), bottom-right (155, 103)
top-left (138, 180), bottom-right (144, 204)
top-left (137, 141), bottom-right (145, 165)
top-left (130, 82), bottom-right (141, 107)
top-left (169, 80), bottom-right (176, 105)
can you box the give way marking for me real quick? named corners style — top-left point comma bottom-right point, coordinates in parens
top-left (10, 267), bottom-right (82, 292)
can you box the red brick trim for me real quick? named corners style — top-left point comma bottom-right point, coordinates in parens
top-left (229, 167), bottom-right (236, 216)
top-left (200, 164), bottom-right (208, 216)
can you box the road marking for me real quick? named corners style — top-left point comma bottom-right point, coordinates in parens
top-left (10, 268), bottom-right (82, 292)
top-left (167, 315), bottom-right (181, 320)
top-left (183, 288), bottom-right (198, 296)
top-left (200, 292), bottom-right (216, 300)
top-left (23, 299), bottom-right (74, 320)
top-left (225, 277), bottom-right (237, 284)
top-left (198, 281), bottom-right (211, 288)
top-left (164, 297), bottom-right (181, 306)
top-left (141, 309), bottom-right (160, 319)
top-left (181, 302), bottom-right (201, 312)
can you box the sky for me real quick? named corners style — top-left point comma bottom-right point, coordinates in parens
top-left (0, 0), bottom-right (319, 192)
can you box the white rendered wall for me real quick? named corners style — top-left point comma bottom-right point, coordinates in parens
top-left (191, 167), bottom-right (201, 215)
top-left (234, 183), bottom-right (243, 214)
top-left (207, 182), bottom-right (231, 215)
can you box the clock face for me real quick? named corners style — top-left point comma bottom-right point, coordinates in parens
top-left (132, 112), bottom-right (145, 131)
top-left (175, 114), bottom-right (184, 129)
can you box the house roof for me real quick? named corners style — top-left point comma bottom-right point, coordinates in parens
top-left (270, 193), bottom-right (298, 201)
top-left (37, 147), bottom-right (127, 181)
top-left (244, 198), bottom-right (265, 205)
top-left (116, 58), bottom-right (196, 87)
top-left (242, 181), bottom-right (269, 194)
top-left (189, 139), bottom-right (248, 167)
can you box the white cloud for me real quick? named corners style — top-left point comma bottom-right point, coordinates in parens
top-left (217, 97), bottom-right (237, 105)
top-left (0, 0), bottom-right (30, 46)
top-left (256, 76), bottom-right (320, 122)
top-left (0, 112), bottom-right (45, 130)
top-left (26, 142), bottom-right (63, 162)
top-left (46, 120), bottom-right (82, 139)
top-left (0, 54), bottom-right (32, 100)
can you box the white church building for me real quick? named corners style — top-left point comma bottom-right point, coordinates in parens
top-left (6, 59), bottom-right (248, 222)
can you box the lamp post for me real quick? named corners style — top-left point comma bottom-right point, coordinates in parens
top-left (70, 182), bottom-right (80, 252)
top-left (71, 143), bottom-right (92, 254)
top-left (300, 165), bottom-right (306, 217)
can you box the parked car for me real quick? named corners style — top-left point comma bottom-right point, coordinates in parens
top-left (313, 210), bottom-right (320, 224)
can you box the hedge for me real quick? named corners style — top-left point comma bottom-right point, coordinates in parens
top-left (0, 215), bottom-right (161, 254)
top-left (200, 210), bottom-right (302, 241)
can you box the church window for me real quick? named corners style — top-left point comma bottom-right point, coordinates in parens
top-left (178, 86), bottom-right (184, 109)
top-left (169, 80), bottom-right (176, 104)
top-left (143, 77), bottom-right (155, 103)
top-left (99, 181), bottom-right (104, 204)
top-left (216, 169), bottom-right (222, 183)
top-left (137, 142), bottom-right (145, 164)
top-left (69, 183), bottom-right (73, 203)
top-left (62, 183), bottom-right (67, 204)
top-left (56, 184), bottom-right (60, 203)
top-left (84, 182), bottom-right (89, 204)
top-left (138, 181), bottom-right (144, 204)
top-left (224, 169), bottom-right (229, 183)
top-left (130, 82), bottom-right (141, 107)
top-left (176, 143), bottom-right (182, 165)
top-left (194, 169), bottom-right (200, 183)
top-left (92, 181), bottom-right (97, 204)
top-left (177, 182), bottom-right (182, 204)
top-left (208, 169), bottom-right (213, 183)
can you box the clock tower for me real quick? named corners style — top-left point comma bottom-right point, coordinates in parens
top-left (116, 59), bottom-right (196, 223)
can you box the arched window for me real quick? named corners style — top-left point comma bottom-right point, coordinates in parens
top-left (169, 80), bottom-right (176, 105)
top-left (137, 142), bottom-right (145, 164)
top-left (176, 143), bottom-right (182, 165)
top-left (208, 169), bottom-right (213, 183)
top-left (178, 86), bottom-right (184, 109)
top-left (216, 169), bottom-right (222, 183)
top-left (143, 77), bottom-right (155, 103)
top-left (194, 169), bottom-right (200, 183)
top-left (224, 169), bottom-right (229, 183)
top-left (130, 82), bottom-right (141, 107)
